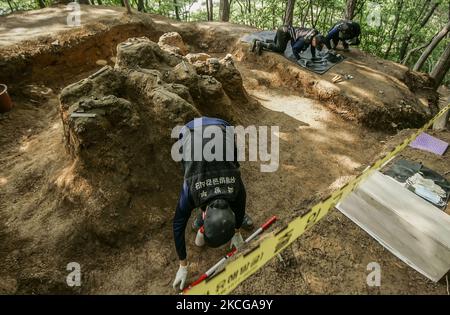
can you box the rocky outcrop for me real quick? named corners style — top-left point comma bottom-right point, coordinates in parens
top-left (58, 34), bottom-right (254, 245)
top-left (158, 32), bottom-right (189, 56)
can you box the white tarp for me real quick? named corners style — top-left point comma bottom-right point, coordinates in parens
top-left (337, 171), bottom-right (450, 282)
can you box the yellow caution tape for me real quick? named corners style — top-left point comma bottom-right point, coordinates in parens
top-left (185, 104), bottom-right (450, 295)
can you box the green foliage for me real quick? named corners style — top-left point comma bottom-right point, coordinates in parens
top-left (0, 0), bottom-right (41, 14)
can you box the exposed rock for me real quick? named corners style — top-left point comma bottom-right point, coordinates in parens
top-left (162, 83), bottom-right (194, 104)
top-left (314, 80), bottom-right (340, 100)
top-left (198, 75), bottom-right (224, 100)
top-left (158, 32), bottom-right (189, 56)
top-left (115, 37), bottom-right (181, 70)
top-left (214, 54), bottom-right (247, 101)
top-left (207, 58), bottom-right (221, 74)
top-left (96, 59), bottom-right (108, 66)
top-left (165, 61), bottom-right (200, 99)
top-left (58, 33), bottom-right (253, 245)
top-left (150, 87), bottom-right (199, 124)
top-left (185, 53), bottom-right (210, 64)
top-left (60, 66), bottom-right (125, 108)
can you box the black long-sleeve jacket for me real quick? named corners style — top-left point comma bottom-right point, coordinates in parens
top-left (173, 117), bottom-right (246, 260)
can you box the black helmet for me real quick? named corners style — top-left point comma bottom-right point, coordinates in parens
top-left (339, 21), bottom-right (350, 31)
top-left (203, 199), bottom-right (235, 248)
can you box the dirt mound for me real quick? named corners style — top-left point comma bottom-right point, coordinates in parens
top-left (234, 42), bottom-right (438, 131)
top-left (58, 34), bottom-right (255, 246)
top-left (1, 7), bottom-right (447, 295)
top-left (158, 32), bottom-right (189, 56)
top-left (0, 7), bottom-right (252, 89)
top-left (1, 5), bottom-right (436, 133)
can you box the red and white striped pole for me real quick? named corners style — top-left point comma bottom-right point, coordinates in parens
top-left (183, 215), bottom-right (277, 293)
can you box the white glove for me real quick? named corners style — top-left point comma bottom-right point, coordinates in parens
top-left (173, 264), bottom-right (188, 290)
top-left (195, 229), bottom-right (205, 247)
top-left (230, 232), bottom-right (244, 250)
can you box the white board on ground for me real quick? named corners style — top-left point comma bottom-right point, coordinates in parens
top-left (337, 171), bottom-right (450, 282)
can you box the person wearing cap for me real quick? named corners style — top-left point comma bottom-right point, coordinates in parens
top-left (325, 20), bottom-right (361, 52)
top-left (172, 117), bottom-right (253, 290)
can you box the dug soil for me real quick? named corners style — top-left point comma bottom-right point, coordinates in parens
top-left (0, 5), bottom-right (448, 294)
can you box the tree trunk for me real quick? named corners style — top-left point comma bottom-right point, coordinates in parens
top-left (173, 0), bottom-right (180, 19)
top-left (124, 0), bottom-right (132, 14)
top-left (313, 6), bottom-right (323, 28)
top-left (301, 1), bottom-right (311, 27)
top-left (219, 0), bottom-right (230, 22)
top-left (320, 6), bottom-right (328, 29)
top-left (413, 21), bottom-right (450, 71)
top-left (206, 0), bottom-right (213, 21)
top-left (6, 0), bottom-right (14, 12)
top-left (283, 0), bottom-right (295, 25)
top-left (398, 1), bottom-right (438, 62)
top-left (384, 0), bottom-right (404, 59)
top-left (430, 42), bottom-right (450, 89)
top-left (137, 0), bottom-right (145, 11)
top-left (208, 0), bottom-right (214, 21)
top-left (37, 0), bottom-right (46, 8)
top-left (344, 0), bottom-right (357, 20)
top-left (272, 5), bottom-right (276, 29)
top-left (402, 37), bottom-right (433, 65)
top-left (353, 0), bottom-right (364, 18)
top-left (298, 1), bottom-right (310, 27)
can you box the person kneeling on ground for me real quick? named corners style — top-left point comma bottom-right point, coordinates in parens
top-left (251, 24), bottom-right (295, 55)
top-left (172, 117), bottom-right (254, 290)
top-left (325, 20), bottom-right (361, 52)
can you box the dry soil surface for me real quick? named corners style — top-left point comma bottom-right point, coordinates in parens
top-left (0, 5), bottom-right (448, 295)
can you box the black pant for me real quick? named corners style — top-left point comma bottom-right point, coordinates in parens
top-left (261, 27), bottom-right (291, 53)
